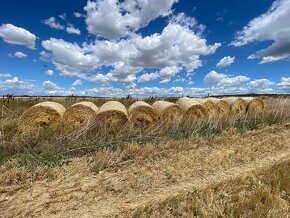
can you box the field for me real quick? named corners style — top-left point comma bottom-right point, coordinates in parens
top-left (0, 96), bottom-right (290, 217)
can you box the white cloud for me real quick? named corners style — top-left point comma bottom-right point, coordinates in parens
top-left (169, 13), bottom-right (196, 29)
top-left (0, 73), bottom-right (11, 78)
top-left (138, 66), bottom-right (182, 83)
top-left (84, 0), bottom-right (178, 39)
top-left (59, 13), bottom-right (66, 20)
top-left (203, 70), bottom-right (227, 85)
top-left (0, 77), bottom-right (35, 95)
top-left (74, 12), bottom-right (85, 18)
top-left (204, 70), bottom-right (250, 87)
top-left (231, 0), bottom-right (290, 63)
top-left (259, 56), bottom-right (288, 64)
top-left (0, 24), bottom-right (36, 49)
top-left (216, 56), bottom-right (235, 68)
top-left (42, 17), bottom-right (64, 30)
top-left (46, 69), bottom-right (54, 76)
top-left (43, 80), bottom-right (62, 90)
top-left (277, 77), bottom-right (290, 92)
top-left (66, 24), bottom-right (81, 35)
top-left (248, 79), bottom-right (274, 88)
top-left (71, 79), bottom-right (82, 86)
top-left (247, 79), bottom-right (274, 92)
top-left (138, 72), bottom-right (159, 83)
top-left (41, 38), bottom-right (99, 76)
top-left (14, 51), bottom-right (27, 58)
top-left (42, 22), bottom-right (220, 84)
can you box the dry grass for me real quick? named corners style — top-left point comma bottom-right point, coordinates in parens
top-left (0, 95), bottom-right (289, 217)
top-left (0, 123), bottom-right (289, 217)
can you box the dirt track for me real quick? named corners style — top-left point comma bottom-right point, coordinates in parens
top-left (0, 125), bottom-right (289, 217)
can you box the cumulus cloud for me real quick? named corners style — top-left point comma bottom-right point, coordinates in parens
top-left (84, 0), bottom-right (178, 39)
top-left (46, 69), bottom-right (54, 76)
top-left (0, 77), bottom-right (35, 95)
top-left (14, 51), bottom-right (27, 58)
top-left (138, 66), bottom-right (182, 83)
top-left (0, 24), bottom-right (36, 49)
top-left (0, 73), bottom-right (11, 78)
top-left (247, 79), bottom-right (275, 92)
top-left (41, 38), bottom-right (99, 76)
top-left (277, 77), bottom-right (290, 92)
top-left (41, 22), bottom-right (220, 84)
top-left (71, 79), bottom-right (82, 86)
top-left (66, 24), bottom-right (81, 35)
top-left (231, 0), bottom-right (290, 63)
top-left (42, 17), bottom-right (64, 30)
top-left (204, 70), bottom-right (250, 87)
top-left (216, 56), bottom-right (235, 68)
top-left (43, 80), bottom-right (62, 90)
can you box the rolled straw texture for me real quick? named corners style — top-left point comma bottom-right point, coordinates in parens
top-left (19, 101), bottom-right (66, 133)
top-left (128, 101), bottom-right (158, 127)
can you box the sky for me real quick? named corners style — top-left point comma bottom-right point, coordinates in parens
top-left (0, 0), bottom-right (290, 97)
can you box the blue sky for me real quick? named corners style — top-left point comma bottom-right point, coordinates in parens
top-left (0, 0), bottom-right (289, 96)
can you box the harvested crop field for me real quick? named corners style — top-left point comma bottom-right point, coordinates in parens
top-left (0, 95), bottom-right (290, 217)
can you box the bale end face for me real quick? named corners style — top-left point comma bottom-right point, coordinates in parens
top-left (243, 97), bottom-right (264, 112)
top-left (223, 97), bottom-right (247, 113)
top-left (129, 101), bottom-right (158, 127)
top-left (63, 101), bottom-right (99, 129)
top-left (152, 101), bottom-right (182, 123)
top-left (96, 101), bottom-right (128, 132)
top-left (18, 101), bottom-right (65, 134)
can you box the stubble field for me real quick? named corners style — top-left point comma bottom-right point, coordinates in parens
top-left (0, 95), bottom-right (289, 217)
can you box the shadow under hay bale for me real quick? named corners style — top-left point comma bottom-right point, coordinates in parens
top-left (207, 97), bottom-right (230, 114)
top-left (243, 97), bottom-right (264, 113)
top-left (18, 101), bottom-right (66, 135)
top-left (95, 101), bottom-right (128, 132)
top-left (63, 101), bottom-right (99, 129)
top-left (152, 100), bottom-right (182, 123)
top-left (176, 97), bottom-right (208, 121)
top-left (222, 97), bottom-right (247, 113)
top-left (129, 101), bottom-right (158, 127)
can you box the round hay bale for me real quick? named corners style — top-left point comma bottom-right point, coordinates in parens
top-left (19, 101), bottom-right (66, 133)
top-left (222, 97), bottom-right (247, 113)
top-left (128, 101), bottom-right (158, 127)
top-left (207, 97), bottom-right (230, 114)
top-left (193, 98), bottom-right (218, 116)
top-left (96, 101), bottom-right (128, 131)
top-left (152, 100), bottom-right (182, 122)
top-left (243, 97), bottom-right (264, 112)
top-left (63, 101), bottom-right (99, 128)
top-left (176, 98), bottom-right (208, 120)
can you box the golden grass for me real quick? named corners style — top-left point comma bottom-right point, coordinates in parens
top-left (0, 124), bottom-right (289, 217)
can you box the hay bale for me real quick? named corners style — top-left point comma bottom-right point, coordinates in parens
top-left (207, 97), bottom-right (230, 114)
top-left (176, 98), bottom-right (208, 120)
top-left (96, 101), bottom-right (128, 131)
top-left (128, 101), bottom-right (158, 127)
top-left (152, 100), bottom-right (182, 122)
top-left (19, 101), bottom-right (66, 133)
top-left (243, 97), bottom-right (264, 112)
top-left (222, 97), bottom-right (247, 113)
top-left (193, 98), bottom-right (218, 116)
top-left (63, 101), bottom-right (99, 128)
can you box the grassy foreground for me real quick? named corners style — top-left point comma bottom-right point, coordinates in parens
top-left (0, 96), bottom-right (289, 217)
